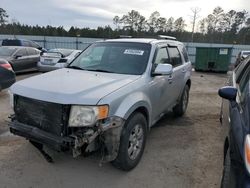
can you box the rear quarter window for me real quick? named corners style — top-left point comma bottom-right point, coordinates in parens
top-left (180, 45), bottom-right (189, 62)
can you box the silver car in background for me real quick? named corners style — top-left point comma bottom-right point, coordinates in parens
top-left (37, 48), bottom-right (82, 72)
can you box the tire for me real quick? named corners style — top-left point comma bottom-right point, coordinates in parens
top-left (221, 149), bottom-right (231, 188)
top-left (112, 113), bottom-right (147, 171)
top-left (173, 85), bottom-right (190, 117)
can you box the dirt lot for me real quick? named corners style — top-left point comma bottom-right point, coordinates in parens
top-left (0, 71), bottom-right (228, 188)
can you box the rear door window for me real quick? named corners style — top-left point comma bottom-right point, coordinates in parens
top-left (168, 47), bottom-right (183, 67)
top-left (15, 48), bottom-right (28, 56)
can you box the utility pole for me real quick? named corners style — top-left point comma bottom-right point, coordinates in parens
top-left (190, 7), bottom-right (201, 42)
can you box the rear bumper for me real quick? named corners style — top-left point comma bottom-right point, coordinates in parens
top-left (9, 120), bottom-right (73, 151)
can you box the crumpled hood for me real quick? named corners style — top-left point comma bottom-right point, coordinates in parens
top-left (11, 68), bottom-right (140, 105)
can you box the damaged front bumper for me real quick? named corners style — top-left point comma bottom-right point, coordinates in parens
top-left (9, 121), bottom-right (73, 151)
top-left (9, 116), bottom-right (125, 162)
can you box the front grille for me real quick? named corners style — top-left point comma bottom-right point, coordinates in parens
top-left (14, 95), bottom-right (70, 136)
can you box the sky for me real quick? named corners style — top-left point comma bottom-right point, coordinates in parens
top-left (0, 0), bottom-right (249, 31)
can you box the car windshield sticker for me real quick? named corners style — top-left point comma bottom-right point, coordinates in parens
top-left (124, 49), bottom-right (144, 55)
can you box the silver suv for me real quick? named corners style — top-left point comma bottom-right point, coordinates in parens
top-left (9, 37), bottom-right (192, 170)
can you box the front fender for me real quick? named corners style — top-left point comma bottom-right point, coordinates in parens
top-left (114, 92), bottom-right (152, 125)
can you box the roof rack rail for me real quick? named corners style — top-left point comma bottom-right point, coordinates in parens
top-left (116, 35), bottom-right (133, 39)
top-left (157, 35), bottom-right (177, 41)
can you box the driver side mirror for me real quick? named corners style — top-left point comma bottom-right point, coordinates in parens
top-left (152, 64), bottom-right (173, 76)
top-left (218, 86), bottom-right (237, 101)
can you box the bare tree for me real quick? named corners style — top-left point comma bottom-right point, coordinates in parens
top-left (190, 7), bottom-right (201, 41)
top-left (113, 16), bottom-right (120, 30)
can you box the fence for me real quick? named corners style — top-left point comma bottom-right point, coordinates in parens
top-left (1, 34), bottom-right (250, 64)
top-left (0, 34), bottom-right (103, 50)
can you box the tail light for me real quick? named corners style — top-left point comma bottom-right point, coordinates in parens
top-left (244, 135), bottom-right (250, 174)
top-left (0, 63), bottom-right (13, 71)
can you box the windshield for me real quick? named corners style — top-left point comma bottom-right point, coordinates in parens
top-left (0, 47), bottom-right (17, 56)
top-left (69, 42), bottom-right (151, 75)
top-left (49, 49), bottom-right (74, 57)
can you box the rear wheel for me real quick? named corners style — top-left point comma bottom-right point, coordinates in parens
top-left (173, 85), bottom-right (189, 116)
top-left (112, 113), bottom-right (147, 171)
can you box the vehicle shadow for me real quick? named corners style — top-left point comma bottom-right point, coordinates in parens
top-left (153, 112), bottom-right (194, 128)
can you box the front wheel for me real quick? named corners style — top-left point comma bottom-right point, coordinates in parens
top-left (112, 113), bottom-right (147, 171)
top-left (173, 85), bottom-right (190, 117)
top-left (221, 149), bottom-right (230, 188)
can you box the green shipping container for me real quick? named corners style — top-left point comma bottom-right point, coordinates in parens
top-left (195, 47), bottom-right (232, 72)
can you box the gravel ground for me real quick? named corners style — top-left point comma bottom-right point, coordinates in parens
top-left (0, 71), bottom-right (227, 188)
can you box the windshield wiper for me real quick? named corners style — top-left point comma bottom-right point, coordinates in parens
top-left (68, 66), bottom-right (115, 73)
top-left (67, 66), bottom-right (86, 70)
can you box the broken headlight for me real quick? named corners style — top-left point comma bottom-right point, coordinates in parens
top-left (68, 105), bottom-right (109, 127)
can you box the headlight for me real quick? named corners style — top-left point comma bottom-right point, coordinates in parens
top-left (68, 105), bottom-right (109, 127)
top-left (244, 134), bottom-right (250, 174)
